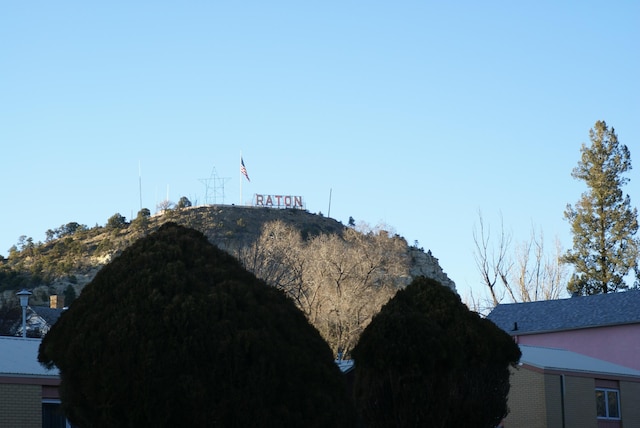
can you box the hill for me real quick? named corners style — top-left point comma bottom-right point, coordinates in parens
top-left (1, 205), bottom-right (455, 298)
top-left (0, 204), bottom-right (455, 352)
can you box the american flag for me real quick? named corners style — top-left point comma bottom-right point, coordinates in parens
top-left (240, 157), bottom-right (250, 182)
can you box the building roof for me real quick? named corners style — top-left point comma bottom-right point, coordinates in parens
top-left (30, 306), bottom-right (64, 326)
top-left (487, 290), bottom-right (640, 335)
top-left (0, 336), bottom-right (58, 378)
top-left (520, 345), bottom-right (640, 379)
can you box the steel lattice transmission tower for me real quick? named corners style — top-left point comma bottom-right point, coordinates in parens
top-left (199, 166), bottom-right (230, 205)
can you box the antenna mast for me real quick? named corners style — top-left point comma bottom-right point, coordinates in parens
top-left (138, 161), bottom-right (143, 211)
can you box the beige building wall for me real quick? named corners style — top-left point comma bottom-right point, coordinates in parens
top-left (563, 375), bottom-right (597, 428)
top-left (543, 374), bottom-right (563, 428)
top-left (504, 367), bottom-right (548, 428)
top-left (504, 368), bottom-right (627, 428)
top-left (620, 381), bottom-right (640, 427)
top-left (0, 383), bottom-right (41, 428)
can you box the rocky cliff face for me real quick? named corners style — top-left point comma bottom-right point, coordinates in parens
top-left (409, 247), bottom-right (456, 291)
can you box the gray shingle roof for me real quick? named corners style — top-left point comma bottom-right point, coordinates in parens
top-left (520, 345), bottom-right (640, 378)
top-left (487, 290), bottom-right (640, 335)
top-left (31, 306), bottom-right (64, 326)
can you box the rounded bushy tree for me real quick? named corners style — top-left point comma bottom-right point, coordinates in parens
top-left (351, 276), bottom-right (521, 428)
top-left (106, 212), bottom-right (127, 229)
top-left (177, 196), bottom-right (192, 209)
top-left (39, 223), bottom-right (355, 428)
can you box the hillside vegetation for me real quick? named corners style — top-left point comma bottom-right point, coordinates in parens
top-left (1, 205), bottom-right (455, 353)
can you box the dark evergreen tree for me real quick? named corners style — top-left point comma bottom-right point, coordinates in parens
top-left (0, 302), bottom-right (20, 336)
top-left (351, 276), bottom-right (521, 428)
top-left (106, 213), bottom-right (127, 229)
top-left (562, 121), bottom-right (639, 294)
top-left (63, 284), bottom-right (76, 306)
top-left (177, 196), bottom-right (192, 208)
top-left (136, 208), bottom-right (151, 218)
top-left (131, 208), bottom-right (151, 234)
top-left (39, 223), bottom-right (355, 428)
top-left (60, 222), bottom-right (84, 237)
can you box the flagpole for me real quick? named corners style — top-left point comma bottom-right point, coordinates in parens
top-left (240, 152), bottom-right (250, 206)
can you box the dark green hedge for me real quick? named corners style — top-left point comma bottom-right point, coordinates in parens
top-left (39, 223), bottom-right (355, 428)
top-left (352, 276), bottom-right (521, 428)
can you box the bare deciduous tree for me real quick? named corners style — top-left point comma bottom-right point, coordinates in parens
top-left (236, 221), bottom-right (410, 355)
top-left (156, 199), bottom-right (174, 213)
top-left (512, 229), bottom-right (566, 302)
top-left (237, 221), bottom-right (306, 307)
top-left (304, 225), bottom-right (409, 356)
top-left (472, 211), bottom-right (568, 314)
top-left (473, 211), bottom-right (512, 309)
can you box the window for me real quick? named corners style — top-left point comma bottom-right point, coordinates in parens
top-left (42, 400), bottom-right (76, 428)
top-left (596, 388), bottom-right (620, 419)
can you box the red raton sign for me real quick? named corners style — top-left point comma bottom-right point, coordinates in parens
top-left (254, 194), bottom-right (304, 209)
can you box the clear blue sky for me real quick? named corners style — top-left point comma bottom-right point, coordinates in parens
top-left (2, 1), bottom-right (639, 302)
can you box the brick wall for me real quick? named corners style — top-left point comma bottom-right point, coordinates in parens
top-left (505, 367), bottom-right (612, 428)
top-left (564, 375), bottom-right (597, 428)
top-left (0, 383), bottom-right (42, 428)
top-left (620, 381), bottom-right (640, 427)
top-left (543, 373), bottom-right (562, 428)
top-left (504, 366), bottom-right (548, 428)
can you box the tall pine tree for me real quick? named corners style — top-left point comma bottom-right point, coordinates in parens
top-left (563, 120), bottom-right (639, 295)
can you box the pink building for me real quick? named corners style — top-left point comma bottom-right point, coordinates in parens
top-left (488, 290), bottom-right (640, 371)
top-left (488, 290), bottom-right (640, 428)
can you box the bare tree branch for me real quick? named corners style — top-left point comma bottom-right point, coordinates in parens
top-left (473, 212), bottom-right (568, 313)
